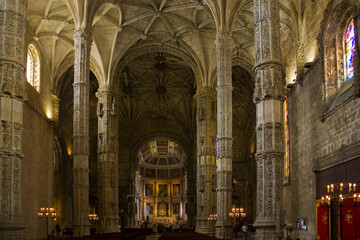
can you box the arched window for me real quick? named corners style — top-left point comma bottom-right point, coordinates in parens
top-left (26, 44), bottom-right (40, 91)
top-left (344, 19), bottom-right (355, 82)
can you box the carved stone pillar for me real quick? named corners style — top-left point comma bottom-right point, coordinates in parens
top-left (195, 87), bottom-right (217, 236)
top-left (253, 0), bottom-right (285, 239)
top-left (215, 33), bottom-right (233, 240)
top-left (72, 29), bottom-right (92, 237)
top-left (96, 89), bottom-right (120, 232)
top-left (0, 0), bottom-right (27, 239)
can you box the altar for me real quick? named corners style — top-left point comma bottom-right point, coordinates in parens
top-left (153, 217), bottom-right (174, 225)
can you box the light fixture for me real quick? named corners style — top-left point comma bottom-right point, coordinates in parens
top-left (321, 182), bottom-right (360, 240)
top-left (89, 213), bottom-right (99, 224)
top-left (38, 207), bottom-right (56, 240)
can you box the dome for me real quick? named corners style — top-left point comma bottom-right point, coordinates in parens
top-left (138, 138), bottom-right (186, 179)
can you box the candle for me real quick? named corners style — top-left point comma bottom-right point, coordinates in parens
top-left (349, 183), bottom-right (352, 192)
top-left (327, 185), bottom-right (330, 193)
top-left (340, 183), bottom-right (343, 192)
top-left (331, 184), bottom-right (334, 192)
top-left (354, 183), bottom-right (356, 192)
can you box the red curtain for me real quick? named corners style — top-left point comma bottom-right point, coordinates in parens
top-left (317, 199), bottom-right (330, 240)
top-left (341, 197), bottom-right (360, 240)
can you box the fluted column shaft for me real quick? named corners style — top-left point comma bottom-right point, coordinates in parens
top-left (97, 89), bottom-right (120, 233)
top-left (0, 1), bottom-right (27, 239)
top-left (215, 33), bottom-right (233, 240)
top-left (72, 29), bottom-right (92, 237)
top-left (253, 0), bottom-right (285, 239)
top-left (195, 87), bottom-right (217, 236)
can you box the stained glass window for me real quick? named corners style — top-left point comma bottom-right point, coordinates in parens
top-left (284, 97), bottom-right (290, 179)
top-left (26, 44), bottom-right (40, 91)
top-left (344, 19), bottom-right (355, 81)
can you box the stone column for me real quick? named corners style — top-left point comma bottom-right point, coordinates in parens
top-left (72, 29), bottom-right (92, 237)
top-left (96, 89), bottom-right (120, 232)
top-left (253, 0), bottom-right (285, 239)
top-left (215, 33), bottom-right (233, 240)
top-left (0, 0), bottom-right (27, 239)
top-left (195, 87), bottom-right (217, 236)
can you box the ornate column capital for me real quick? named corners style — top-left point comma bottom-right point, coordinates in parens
top-left (215, 32), bottom-right (232, 46)
top-left (195, 87), bottom-right (216, 100)
top-left (73, 29), bottom-right (93, 45)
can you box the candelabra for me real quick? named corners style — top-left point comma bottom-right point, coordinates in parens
top-left (229, 208), bottom-right (246, 219)
top-left (208, 214), bottom-right (217, 221)
top-left (321, 182), bottom-right (360, 240)
top-left (89, 213), bottom-right (99, 225)
top-left (38, 207), bottom-right (56, 240)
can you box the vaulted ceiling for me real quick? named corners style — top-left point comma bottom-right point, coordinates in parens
top-left (26, 0), bottom-right (325, 153)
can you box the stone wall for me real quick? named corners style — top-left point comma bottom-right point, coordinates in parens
top-left (282, 57), bottom-right (360, 239)
top-left (22, 83), bottom-right (54, 240)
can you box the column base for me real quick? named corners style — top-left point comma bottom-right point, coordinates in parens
top-left (73, 224), bottom-right (90, 237)
top-left (215, 221), bottom-right (233, 240)
top-left (196, 220), bottom-right (215, 236)
top-left (97, 217), bottom-right (120, 233)
top-left (0, 222), bottom-right (25, 240)
top-left (253, 222), bottom-right (278, 240)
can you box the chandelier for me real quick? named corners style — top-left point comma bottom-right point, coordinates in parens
top-left (321, 182), bottom-right (360, 240)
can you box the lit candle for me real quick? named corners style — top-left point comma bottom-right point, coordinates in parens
top-left (349, 183), bottom-right (352, 192)
top-left (340, 183), bottom-right (343, 192)
top-left (339, 194), bottom-right (343, 203)
top-left (327, 185), bottom-right (330, 193)
top-left (354, 183), bottom-right (356, 192)
top-left (331, 184), bottom-right (334, 192)
top-left (232, 208), bottom-right (235, 213)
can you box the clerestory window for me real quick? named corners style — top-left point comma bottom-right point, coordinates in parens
top-left (26, 44), bottom-right (40, 92)
top-left (344, 19), bottom-right (355, 82)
